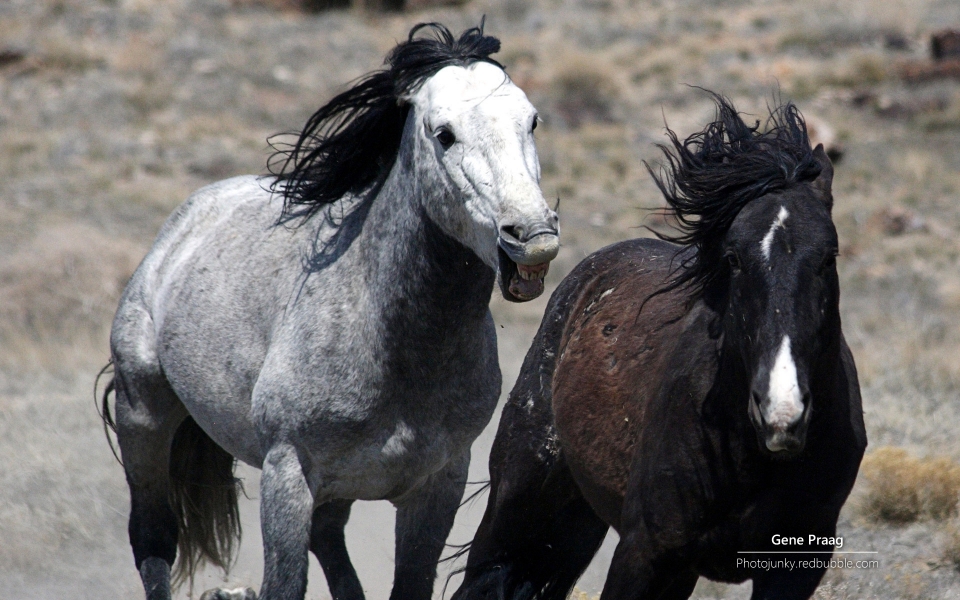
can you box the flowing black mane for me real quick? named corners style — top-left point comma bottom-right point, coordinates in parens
top-left (268, 21), bottom-right (503, 223)
top-left (647, 93), bottom-right (821, 300)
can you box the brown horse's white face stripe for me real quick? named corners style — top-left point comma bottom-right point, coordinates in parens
top-left (760, 206), bottom-right (789, 261)
top-left (731, 192), bottom-right (838, 456)
top-left (757, 205), bottom-right (805, 450)
top-left (763, 335), bottom-right (804, 450)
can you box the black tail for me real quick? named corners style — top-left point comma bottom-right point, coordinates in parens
top-left (97, 360), bottom-right (242, 590)
top-left (95, 360), bottom-right (122, 465)
top-left (168, 416), bottom-right (242, 590)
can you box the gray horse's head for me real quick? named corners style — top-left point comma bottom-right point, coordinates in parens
top-left (406, 61), bottom-right (558, 302)
top-left (268, 22), bottom-right (558, 302)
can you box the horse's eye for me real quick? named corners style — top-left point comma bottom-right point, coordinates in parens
top-left (821, 251), bottom-right (838, 271)
top-left (725, 251), bottom-right (741, 271)
top-left (531, 116), bottom-right (538, 133)
top-left (435, 127), bottom-right (456, 150)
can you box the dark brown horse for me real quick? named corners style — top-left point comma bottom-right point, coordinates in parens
top-left (452, 95), bottom-right (867, 600)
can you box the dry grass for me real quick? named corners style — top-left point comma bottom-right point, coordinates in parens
top-left (549, 60), bottom-right (621, 128)
top-left (858, 446), bottom-right (960, 524)
top-left (0, 223), bottom-right (142, 376)
top-left (942, 516), bottom-right (960, 570)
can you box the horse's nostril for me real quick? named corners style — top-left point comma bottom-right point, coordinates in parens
top-left (500, 225), bottom-right (524, 242)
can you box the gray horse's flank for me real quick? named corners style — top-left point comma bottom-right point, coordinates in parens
top-left (104, 24), bottom-right (559, 600)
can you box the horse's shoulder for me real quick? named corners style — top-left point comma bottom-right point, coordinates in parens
top-left (654, 300), bottom-right (722, 401)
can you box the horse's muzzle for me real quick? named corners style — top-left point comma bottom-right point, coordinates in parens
top-left (749, 391), bottom-right (812, 456)
top-left (498, 227), bottom-right (560, 265)
top-left (496, 229), bottom-right (560, 302)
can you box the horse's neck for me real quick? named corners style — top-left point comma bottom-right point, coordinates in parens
top-left (353, 142), bottom-right (495, 335)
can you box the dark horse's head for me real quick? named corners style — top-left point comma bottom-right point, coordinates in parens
top-left (649, 93), bottom-right (838, 456)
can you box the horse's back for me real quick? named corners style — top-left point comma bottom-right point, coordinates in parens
top-left (545, 238), bottom-right (696, 527)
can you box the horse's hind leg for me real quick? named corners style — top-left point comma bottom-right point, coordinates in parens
top-left (112, 356), bottom-right (188, 600)
top-left (452, 399), bottom-right (609, 600)
top-left (389, 451), bottom-right (471, 600)
top-left (309, 500), bottom-right (365, 600)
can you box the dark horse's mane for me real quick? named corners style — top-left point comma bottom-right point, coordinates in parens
top-left (267, 21), bottom-right (503, 223)
top-left (646, 92), bottom-right (822, 301)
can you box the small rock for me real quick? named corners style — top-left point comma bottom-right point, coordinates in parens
top-left (900, 58), bottom-right (960, 83)
top-left (0, 47), bottom-right (25, 67)
top-left (884, 32), bottom-right (911, 51)
top-left (932, 29), bottom-right (960, 61)
top-left (199, 587), bottom-right (257, 600)
top-left (271, 64), bottom-right (294, 84)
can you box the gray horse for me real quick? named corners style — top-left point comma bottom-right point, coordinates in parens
top-left (102, 23), bottom-right (559, 600)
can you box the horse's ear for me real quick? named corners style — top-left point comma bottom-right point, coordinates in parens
top-left (811, 143), bottom-right (834, 212)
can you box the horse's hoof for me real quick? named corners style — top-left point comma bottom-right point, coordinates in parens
top-left (199, 587), bottom-right (257, 600)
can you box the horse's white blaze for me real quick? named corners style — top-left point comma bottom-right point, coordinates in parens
top-left (765, 335), bottom-right (803, 430)
top-left (760, 206), bottom-right (790, 261)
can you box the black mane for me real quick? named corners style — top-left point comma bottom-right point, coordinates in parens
top-left (268, 21), bottom-right (503, 223)
top-left (647, 92), bottom-right (821, 300)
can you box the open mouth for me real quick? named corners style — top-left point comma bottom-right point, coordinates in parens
top-left (498, 247), bottom-right (550, 302)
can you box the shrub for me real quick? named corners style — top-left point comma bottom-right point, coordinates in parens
top-left (859, 446), bottom-right (960, 524)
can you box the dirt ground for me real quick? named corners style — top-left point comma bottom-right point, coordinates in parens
top-left (2, 0), bottom-right (960, 598)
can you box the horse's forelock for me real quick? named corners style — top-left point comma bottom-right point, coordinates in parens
top-left (645, 91), bottom-right (819, 301)
top-left (389, 21), bottom-right (503, 99)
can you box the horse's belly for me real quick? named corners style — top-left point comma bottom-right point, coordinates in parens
top-left (305, 424), bottom-right (460, 501)
top-left (157, 333), bottom-right (268, 467)
top-left (192, 407), bottom-right (263, 467)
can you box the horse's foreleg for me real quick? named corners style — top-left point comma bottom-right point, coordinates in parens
top-left (601, 535), bottom-right (699, 600)
top-left (389, 451), bottom-right (470, 600)
top-left (750, 567), bottom-right (826, 600)
top-left (452, 402), bottom-right (608, 600)
top-left (309, 499), bottom-right (364, 600)
top-left (257, 444), bottom-right (315, 600)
